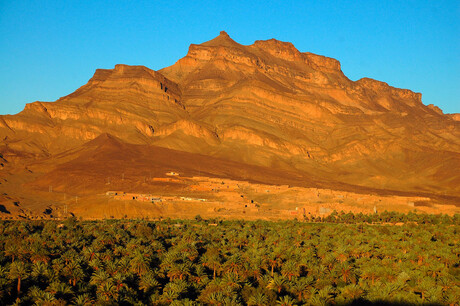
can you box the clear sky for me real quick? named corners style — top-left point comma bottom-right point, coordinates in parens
top-left (1, 0), bottom-right (459, 115)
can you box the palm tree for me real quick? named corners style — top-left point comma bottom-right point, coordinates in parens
top-left (73, 293), bottom-right (94, 306)
top-left (309, 286), bottom-right (335, 306)
top-left (8, 260), bottom-right (28, 296)
top-left (206, 291), bottom-right (242, 305)
top-left (112, 272), bottom-right (126, 292)
top-left (170, 299), bottom-right (198, 306)
top-left (247, 292), bottom-right (268, 306)
top-left (31, 261), bottom-right (49, 283)
top-left (139, 271), bottom-right (160, 295)
top-left (129, 250), bottom-right (150, 276)
top-left (46, 281), bottom-right (74, 300)
top-left (82, 246), bottom-right (96, 261)
top-left (359, 259), bottom-right (383, 286)
top-left (281, 260), bottom-right (300, 281)
top-left (223, 253), bottom-right (242, 276)
top-left (88, 257), bottom-right (103, 272)
top-left (150, 240), bottom-right (166, 254)
top-left (276, 295), bottom-right (296, 306)
top-left (29, 242), bottom-right (50, 264)
top-left (179, 243), bottom-right (199, 262)
top-left (322, 253), bottom-right (337, 271)
top-left (105, 259), bottom-right (119, 276)
top-left (62, 260), bottom-right (84, 286)
top-left (168, 262), bottom-right (192, 281)
top-left (425, 286), bottom-right (444, 304)
top-left (222, 272), bottom-right (241, 291)
top-left (198, 277), bottom-right (227, 303)
top-left (28, 286), bottom-right (48, 304)
top-left (160, 287), bottom-right (179, 304)
top-left (61, 249), bottom-right (79, 266)
top-left (97, 281), bottom-right (118, 302)
top-left (35, 291), bottom-right (57, 305)
top-left (165, 279), bottom-right (189, 299)
top-left (90, 269), bottom-right (110, 289)
top-left (416, 277), bottom-right (437, 301)
top-left (206, 292), bottom-right (225, 305)
top-left (267, 253), bottom-right (282, 277)
top-left (267, 274), bottom-right (287, 294)
top-left (191, 264), bottom-right (209, 286)
top-left (334, 262), bottom-right (357, 284)
top-left (246, 253), bottom-right (267, 281)
top-left (334, 245), bottom-right (349, 263)
top-left (116, 256), bottom-right (131, 274)
top-left (200, 250), bottom-right (221, 279)
top-left (443, 289), bottom-right (460, 306)
top-left (4, 241), bottom-right (20, 263)
top-left (289, 276), bottom-right (313, 302)
top-left (339, 284), bottom-right (365, 301)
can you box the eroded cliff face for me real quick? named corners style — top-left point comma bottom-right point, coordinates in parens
top-left (1, 31), bottom-right (459, 195)
top-left (448, 113), bottom-right (460, 121)
top-left (0, 64), bottom-right (190, 154)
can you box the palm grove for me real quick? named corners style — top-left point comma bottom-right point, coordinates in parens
top-left (0, 212), bottom-right (459, 305)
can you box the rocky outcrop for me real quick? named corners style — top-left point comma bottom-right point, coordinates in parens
top-left (0, 64), bottom-right (189, 153)
top-left (448, 113), bottom-right (460, 121)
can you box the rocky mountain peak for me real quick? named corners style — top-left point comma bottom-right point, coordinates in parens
top-left (1, 32), bottom-right (459, 202)
top-left (253, 38), bottom-right (303, 62)
top-left (199, 31), bottom-right (242, 48)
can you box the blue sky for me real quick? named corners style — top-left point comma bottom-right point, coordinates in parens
top-left (1, 0), bottom-right (459, 115)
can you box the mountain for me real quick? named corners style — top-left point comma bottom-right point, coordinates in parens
top-left (0, 31), bottom-right (459, 218)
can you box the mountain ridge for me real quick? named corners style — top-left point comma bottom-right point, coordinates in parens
top-left (0, 32), bottom-right (459, 218)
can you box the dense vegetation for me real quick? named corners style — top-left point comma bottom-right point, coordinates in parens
top-left (0, 212), bottom-right (458, 305)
